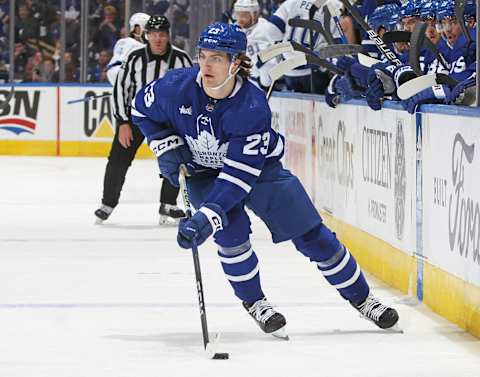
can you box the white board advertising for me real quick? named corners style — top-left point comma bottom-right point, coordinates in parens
top-left (310, 102), bottom-right (416, 253)
top-left (60, 86), bottom-right (115, 142)
top-left (423, 113), bottom-right (480, 287)
top-left (354, 106), bottom-right (416, 254)
top-left (0, 86), bottom-right (56, 141)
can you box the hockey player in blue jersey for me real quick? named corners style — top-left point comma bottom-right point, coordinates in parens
top-left (131, 22), bottom-right (399, 336)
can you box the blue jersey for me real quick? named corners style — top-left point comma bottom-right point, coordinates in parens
top-left (448, 31), bottom-right (476, 81)
top-left (132, 67), bottom-right (285, 213)
top-left (425, 38), bottom-right (451, 75)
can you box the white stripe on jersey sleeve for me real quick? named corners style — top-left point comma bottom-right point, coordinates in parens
top-left (266, 136), bottom-right (284, 158)
top-left (218, 172), bottom-right (252, 193)
top-left (130, 104), bottom-right (146, 117)
top-left (223, 158), bottom-right (262, 176)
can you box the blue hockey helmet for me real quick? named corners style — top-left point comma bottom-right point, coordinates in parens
top-left (419, 0), bottom-right (438, 20)
top-left (436, 0), bottom-right (455, 20)
top-left (197, 22), bottom-right (247, 55)
top-left (368, 3), bottom-right (401, 31)
top-left (464, 0), bottom-right (476, 20)
top-left (400, 0), bottom-right (422, 18)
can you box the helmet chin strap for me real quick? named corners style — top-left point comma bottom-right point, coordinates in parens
top-left (207, 60), bottom-right (239, 91)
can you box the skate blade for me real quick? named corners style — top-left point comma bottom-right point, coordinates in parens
top-left (384, 323), bottom-right (404, 334)
top-left (95, 217), bottom-right (104, 225)
top-left (271, 327), bottom-right (289, 340)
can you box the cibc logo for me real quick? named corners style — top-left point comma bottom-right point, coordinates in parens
top-left (0, 89), bottom-right (40, 135)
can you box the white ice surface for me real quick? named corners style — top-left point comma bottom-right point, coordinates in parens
top-left (0, 156), bottom-right (479, 377)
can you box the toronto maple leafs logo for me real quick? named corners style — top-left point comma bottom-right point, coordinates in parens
top-left (185, 114), bottom-right (229, 169)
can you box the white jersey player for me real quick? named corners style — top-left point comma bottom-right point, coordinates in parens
top-left (233, 0), bottom-right (276, 87)
top-left (106, 12), bottom-right (150, 85)
top-left (263, 0), bottom-right (342, 90)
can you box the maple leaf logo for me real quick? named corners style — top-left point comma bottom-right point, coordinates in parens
top-left (185, 130), bottom-right (229, 169)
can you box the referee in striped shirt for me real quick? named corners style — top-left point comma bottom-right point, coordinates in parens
top-left (95, 15), bottom-right (193, 225)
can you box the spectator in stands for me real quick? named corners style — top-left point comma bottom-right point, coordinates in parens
top-left (88, 48), bottom-right (110, 82)
top-left (16, 3), bottom-right (40, 43)
top-left (14, 42), bottom-right (31, 80)
top-left (147, 0), bottom-right (171, 15)
top-left (91, 5), bottom-right (121, 53)
top-left (0, 0), bottom-right (10, 39)
top-left (32, 56), bottom-right (56, 82)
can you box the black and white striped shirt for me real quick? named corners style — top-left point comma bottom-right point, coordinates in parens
top-left (114, 43), bottom-right (192, 123)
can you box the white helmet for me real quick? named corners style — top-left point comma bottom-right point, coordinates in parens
top-left (233, 0), bottom-right (260, 13)
top-left (129, 12), bottom-right (150, 33)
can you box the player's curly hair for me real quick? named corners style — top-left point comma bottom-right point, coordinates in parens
top-left (235, 53), bottom-right (252, 79)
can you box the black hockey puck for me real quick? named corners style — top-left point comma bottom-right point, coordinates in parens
top-left (212, 353), bottom-right (229, 360)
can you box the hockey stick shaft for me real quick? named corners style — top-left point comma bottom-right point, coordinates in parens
top-left (338, 0), bottom-right (402, 66)
top-left (67, 93), bottom-right (111, 105)
top-left (179, 166), bottom-right (210, 349)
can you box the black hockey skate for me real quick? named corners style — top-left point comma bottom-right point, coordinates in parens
top-left (94, 204), bottom-right (113, 223)
top-left (351, 293), bottom-right (399, 329)
top-left (159, 203), bottom-right (186, 225)
top-left (243, 297), bottom-right (288, 339)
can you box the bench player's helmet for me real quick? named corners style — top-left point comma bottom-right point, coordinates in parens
top-left (197, 22), bottom-right (247, 56)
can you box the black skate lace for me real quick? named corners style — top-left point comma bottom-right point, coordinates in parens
top-left (357, 294), bottom-right (388, 322)
top-left (248, 298), bottom-right (276, 324)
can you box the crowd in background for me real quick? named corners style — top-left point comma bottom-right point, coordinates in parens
top-left (0, 0), bottom-right (195, 83)
top-left (0, 0), bottom-right (284, 84)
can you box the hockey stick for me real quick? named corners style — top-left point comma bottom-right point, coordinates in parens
top-left (178, 166), bottom-right (229, 360)
top-left (409, 22), bottom-right (428, 76)
top-left (357, 52), bottom-right (382, 67)
top-left (455, 0), bottom-right (473, 53)
top-left (382, 31), bottom-right (411, 44)
top-left (396, 73), bottom-right (458, 100)
top-left (288, 18), bottom-right (335, 45)
top-left (338, 0), bottom-right (403, 66)
top-left (67, 93), bottom-right (112, 105)
top-left (0, 86), bottom-right (14, 112)
top-left (267, 54), bottom-right (308, 99)
top-left (383, 30), bottom-right (451, 70)
top-left (259, 40), bottom-right (362, 62)
top-left (290, 41), bottom-right (344, 74)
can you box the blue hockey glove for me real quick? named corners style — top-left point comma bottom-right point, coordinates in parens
top-left (177, 203), bottom-right (228, 249)
top-left (149, 131), bottom-right (193, 187)
top-left (336, 73), bottom-right (365, 100)
top-left (336, 56), bottom-right (356, 73)
top-left (401, 84), bottom-right (450, 114)
top-left (447, 75), bottom-right (476, 104)
top-left (365, 63), bottom-right (396, 111)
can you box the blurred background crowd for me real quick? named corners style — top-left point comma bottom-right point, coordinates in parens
top-left (0, 0), bottom-right (283, 83)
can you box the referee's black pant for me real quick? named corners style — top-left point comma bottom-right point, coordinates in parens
top-left (100, 122), bottom-right (179, 209)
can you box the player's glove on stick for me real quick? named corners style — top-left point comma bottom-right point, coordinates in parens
top-left (177, 203), bottom-right (228, 249)
top-left (447, 75), bottom-right (476, 104)
top-left (365, 63), bottom-right (396, 111)
top-left (401, 84), bottom-right (450, 114)
top-left (149, 130), bottom-right (193, 187)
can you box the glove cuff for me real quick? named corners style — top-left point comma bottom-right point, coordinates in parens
top-left (432, 84), bottom-right (447, 99)
top-left (199, 203), bottom-right (228, 233)
top-left (149, 135), bottom-right (185, 157)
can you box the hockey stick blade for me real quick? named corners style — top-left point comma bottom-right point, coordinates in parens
top-left (205, 333), bottom-right (229, 360)
top-left (382, 31), bottom-right (410, 44)
top-left (268, 54), bottom-right (308, 82)
top-left (357, 53), bottom-right (381, 67)
top-left (0, 86), bottom-right (14, 112)
top-left (258, 42), bottom-right (293, 63)
top-left (397, 74), bottom-right (458, 100)
top-left (317, 44), bottom-right (364, 59)
top-left (409, 22), bottom-right (428, 76)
